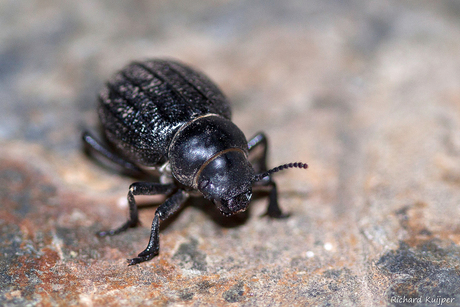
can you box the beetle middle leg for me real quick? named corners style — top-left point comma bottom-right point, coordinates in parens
top-left (128, 189), bottom-right (189, 265)
top-left (248, 132), bottom-right (269, 173)
top-left (248, 132), bottom-right (288, 218)
top-left (98, 182), bottom-right (176, 237)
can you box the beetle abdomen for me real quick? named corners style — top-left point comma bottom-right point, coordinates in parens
top-left (98, 59), bottom-right (232, 167)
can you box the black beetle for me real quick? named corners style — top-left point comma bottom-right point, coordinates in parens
top-left (83, 59), bottom-right (308, 265)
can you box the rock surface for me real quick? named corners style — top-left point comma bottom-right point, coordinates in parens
top-left (1, 1), bottom-right (460, 306)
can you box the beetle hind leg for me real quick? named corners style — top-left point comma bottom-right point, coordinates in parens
top-left (82, 131), bottom-right (143, 175)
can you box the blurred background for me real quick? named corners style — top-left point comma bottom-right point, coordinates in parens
top-left (1, 0), bottom-right (460, 306)
top-left (2, 0), bottom-right (458, 155)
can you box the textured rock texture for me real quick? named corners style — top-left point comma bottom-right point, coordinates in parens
top-left (1, 1), bottom-right (460, 306)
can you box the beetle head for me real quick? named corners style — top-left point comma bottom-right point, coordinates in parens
top-left (197, 150), bottom-right (254, 216)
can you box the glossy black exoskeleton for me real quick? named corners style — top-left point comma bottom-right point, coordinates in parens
top-left (83, 59), bottom-right (308, 265)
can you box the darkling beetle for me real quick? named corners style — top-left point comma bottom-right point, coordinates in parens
top-left (82, 59), bottom-right (308, 265)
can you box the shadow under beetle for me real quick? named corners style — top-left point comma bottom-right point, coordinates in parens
top-left (83, 59), bottom-right (308, 265)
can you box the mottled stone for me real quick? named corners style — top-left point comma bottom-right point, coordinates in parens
top-left (1, 0), bottom-right (460, 306)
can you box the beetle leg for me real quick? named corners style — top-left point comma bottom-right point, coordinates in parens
top-left (82, 131), bottom-right (143, 174)
top-left (247, 132), bottom-right (268, 173)
top-left (248, 133), bottom-right (289, 219)
top-left (128, 189), bottom-right (189, 265)
top-left (97, 182), bottom-right (176, 237)
top-left (260, 181), bottom-right (289, 219)
top-left (253, 180), bottom-right (289, 219)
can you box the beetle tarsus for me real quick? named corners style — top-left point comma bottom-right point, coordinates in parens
top-left (97, 219), bottom-right (139, 237)
top-left (128, 254), bottom-right (156, 266)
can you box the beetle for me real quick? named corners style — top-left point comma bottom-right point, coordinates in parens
top-left (83, 59), bottom-right (308, 265)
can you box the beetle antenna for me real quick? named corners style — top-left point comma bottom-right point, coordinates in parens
top-left (253, 162), bottom-right (308, 182)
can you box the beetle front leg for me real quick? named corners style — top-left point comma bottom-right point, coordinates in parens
top-left (254, 180), bottom-right (289, 219)
top-left (97, 182), bottom-right (176, 237)
top-left (128, 189), bottom-right (189, 265)
top-left (248, 133), bottom-right (288, 219)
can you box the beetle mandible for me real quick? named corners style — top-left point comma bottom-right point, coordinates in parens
top-left (83, 59), bottom-right (308, 265)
